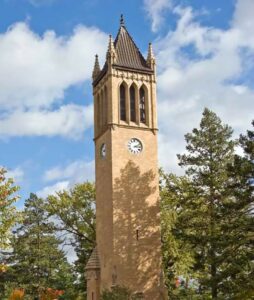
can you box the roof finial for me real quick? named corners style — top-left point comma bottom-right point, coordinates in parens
top-left (108, 35), bottom-right (114, 51)
top-left (148, 43), bottom-right (154, 59)
top-left (147, 42), bottom-right (156, 70)
top-left (120, 14), bottom-right (125, 26)
top-left (107, 34), bottom-right (117, 64)
top-left (92, 54), bottom-right (101, 81)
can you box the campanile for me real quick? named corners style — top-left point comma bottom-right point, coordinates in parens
top-left (86, 16), bottom-right (167, 300)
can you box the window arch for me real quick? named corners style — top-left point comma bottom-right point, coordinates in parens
top-left (120, 83), bottom-right (126, 121)
top-left (139, 86), bottom-right (146, 123)
top-left (130, 84), bottom-right (136, 122)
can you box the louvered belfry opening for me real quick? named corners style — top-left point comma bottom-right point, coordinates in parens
top-left (139, 86), bottom-right (146, 123)
top-left (130, 84), bottom-right (136, 122)
top-left (120, 83), bottom-right (126, 121)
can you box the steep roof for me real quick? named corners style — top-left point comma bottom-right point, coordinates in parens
top-left (93, 17), bottom-right (152, 86)
top-left (113, 24), bottom-right (151, 72)
top-left (85, 247), bottom-right (100, 270)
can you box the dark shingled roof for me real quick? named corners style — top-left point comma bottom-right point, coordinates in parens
top-left (114, 25), bottom-right (151, 72)
top-left (93, 21), bottom-right (152, 86)
top-left (85, 247), bottom-right (100, 270)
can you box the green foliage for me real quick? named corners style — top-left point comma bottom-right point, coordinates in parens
top-left (225, 120), bottom-right (254, 298)
top-left (4, 193), bottom-right (77, 300)
top-left (46, 182), bottom-right (96, 296)
top-left (0, 168), bottom-right (21, 299)
top-left (161, 109), bottom-right (254, 299)
top-left (101, 286), bottom-right (142, 300)
top-left (0, 168), bottom-right (20, 249)
top-left (176, 108), bottom-right (237, 298)
top-left (160, 171), bottom-right (196, 297)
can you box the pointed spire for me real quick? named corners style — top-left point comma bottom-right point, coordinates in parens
top-left (106, 34), bottom-right (117, 64)
top-left (120, 14), bottom-right (125, 27)
top-left (147, 42), bottom-right (156, 69)
top-left (108, 35), bottom-right (115, 53)
top-left (147, 43), bottom-right (154, 60)
top-left (85, 247), bottom-right (100, 270)
top-left (92, 54), bottom-right (101, 81)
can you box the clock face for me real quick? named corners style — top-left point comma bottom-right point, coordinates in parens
top-left (100, 143), bottom-right (106, 158)
top-left (128, 138), bottom-right (143, 154)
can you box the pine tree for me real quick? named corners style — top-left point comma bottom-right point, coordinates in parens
top-left (225, 120), bottom-right (254, 298)
top-left (160, 171), bottom-right (196, 299)
top-left (7, 193), bottom-right (76, 299)
top-left (163, 108), bottom-right (254, 299)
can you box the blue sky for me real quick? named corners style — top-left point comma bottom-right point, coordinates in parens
top-left (0, 0), bottom-right (253, 207)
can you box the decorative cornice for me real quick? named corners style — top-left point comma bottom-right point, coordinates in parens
top-left (94, 123), bottom-right (158, 141)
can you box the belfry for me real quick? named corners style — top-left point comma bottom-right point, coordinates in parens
top-left (86, 16), bottom-right (167, 300)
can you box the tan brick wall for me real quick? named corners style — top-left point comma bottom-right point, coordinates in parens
top-left (93, 64), bottom-right (167, 299)
top-left (111, 127), bottom-right (162, 299)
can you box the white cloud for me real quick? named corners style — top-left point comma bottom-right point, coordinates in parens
top-left (144, 0), bottom-right (172, 32)
top-left (233, 0), bottom-right (254, 47)
top-left (154, 0), bottom-right (254, 173)
top-left (3, 166), bottom-right (24, 183)
top-left (37, 180), bottom-right (70, 198)
top-left (44, 160), bottom-right (95, 183)
top-left (38, 160), bottom-right (95, 197)
top-left (0, 22), bottom-right (107, 110)
top-left (0, 22), bottom-right (106, 138)
top-left (0, 104), bottom-right (93, 139)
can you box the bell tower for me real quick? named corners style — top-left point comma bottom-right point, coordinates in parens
top-left (86, 16), bottom-right (167, 300)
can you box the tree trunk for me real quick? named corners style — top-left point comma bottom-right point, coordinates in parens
top-left (211, 260), bottom-right (217, 298)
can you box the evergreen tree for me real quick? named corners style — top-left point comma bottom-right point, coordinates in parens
top-left (162, 108), bottom-right (254, 299)
top-left (160, 171), bottom-right (196, 299)
top-left (225, 120), bottom-right (254, 298)
top-left (7, 193), bottom-right (76, 299)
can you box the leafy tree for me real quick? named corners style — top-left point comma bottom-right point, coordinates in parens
top-left (6, 193), bottom-right (77, 300)
top-left (46, 182), bottom-right (96, 296)
top-left (0, 168), bottom-right (20, 299)
top-left (8, 288), bottom-right (25, 300)
top-left (0, 168), bottom-right (20, 249)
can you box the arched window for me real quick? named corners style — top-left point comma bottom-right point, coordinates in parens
top-left (120, 84), bottom-right (126, 121)
top-left (100, 89), bottom-right (104, 127)
top-left (104, 86), bottom-right (108, 125)
top-left (139, 87), bottom-right (146, 123)
top-left (97, 94), bottom-right (101, 130)
top-left (130, 85), bottom-right (136, 122)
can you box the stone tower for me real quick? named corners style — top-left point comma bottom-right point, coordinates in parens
top-left (86, 16), bottom-right (167, 300)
